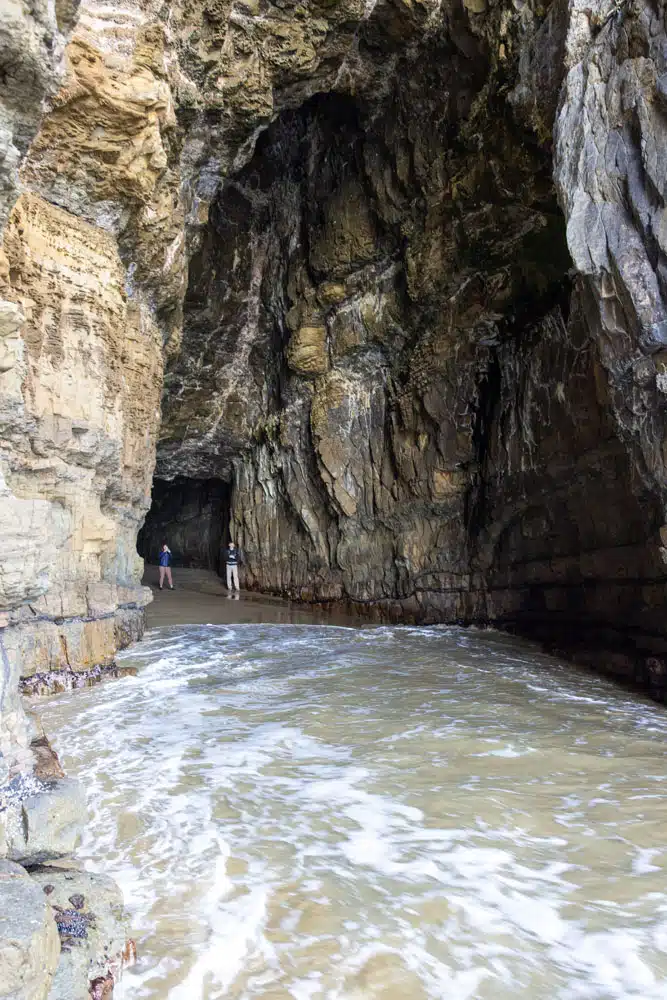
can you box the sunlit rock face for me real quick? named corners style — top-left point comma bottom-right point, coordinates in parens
top-left (1, 1), bottom-right (666, 991)
top-left (1, 0), bottom-right (667, 698)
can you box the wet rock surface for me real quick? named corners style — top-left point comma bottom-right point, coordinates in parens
top-left (19, 665), bottom-right (138, 700)
top-left (30, 868), bottom-right (130, 1000)
top-left (0, 812), bottom-right (131, 1000)
top-left (0, 673), bottom-right (128, 999)
top-left (0, 859), bottom-right (60, 1000)
top-left (1, 0), bottom-right (667, 994)
top-left (4, 778), bottom-right (86, 867)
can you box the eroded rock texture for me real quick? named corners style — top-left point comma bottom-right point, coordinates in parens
top-left (1, 193), bottom-right (160, 681)
top-left (154, 0), bottom-right (667, 691)
top-left (2, 0), bottom-right (667, 706)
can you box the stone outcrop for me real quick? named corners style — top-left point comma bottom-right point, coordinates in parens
top-left (30, 867), bottom-right (130, 1000)
top-left (4, 777), bottom-right (86, 867)
top-left (0, 859), bottom-right (60, 1000)
top-left (555, 0), bottom-right (667, 524)
top-left (0, 0), bottom-right (664, 693)
top-left (0, 0), bottom-right (77, 235)
top-left (1, 0), bottom-right (659, 691)
top-left (1, 192), bottom-right (159, 682)
top-left (0, 736), bottom-right (131, 1000)
top-left (0, 859), bottom-right (133, 1000)
top-left (2, 0), bottom-right (667, 990)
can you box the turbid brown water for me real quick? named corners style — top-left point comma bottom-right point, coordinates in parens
top-left (35, 570), bottom-right (667, 999)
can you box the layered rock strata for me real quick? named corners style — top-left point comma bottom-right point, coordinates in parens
top-left (0, 0), bottom-right (665, 688)
top-left (1, 11), bottom-right (153, 996)
top-left (1, 0), bottom-right (667, 879)
top-left (1, 193), bottom-right (159, 682)
top-left (2, 0), bottom-right (667, 989)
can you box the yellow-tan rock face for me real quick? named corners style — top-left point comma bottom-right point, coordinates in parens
top-left (0, 0), bottom-right (384, 692)
top-left (287, 327), bottom-right (329, 376)
top-left (0, 192), bottom-right (162, 678)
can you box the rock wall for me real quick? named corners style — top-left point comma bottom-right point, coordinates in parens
top-left (1, 0), bottom-right (667, 991)
top-left (0, 0), bottom-right (664, 692)
top-left (1, 192), bottom-right (160, 683)
top-left (155, 0), bottom-right (667, 690)
top-left (2, 0), bottom-right (661, 689)
top-left (2, 0), bottom-right (458, 696)
top-left (0, 5), bottom-right (163, 997)
top-left (555, 0), bottom-right (667, 522)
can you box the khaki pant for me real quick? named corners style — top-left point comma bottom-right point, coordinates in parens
top-left (226, 564), bottom-right (239, 591)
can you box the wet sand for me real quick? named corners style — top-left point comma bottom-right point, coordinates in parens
top-left (142, 565), bottom-right (363, 628)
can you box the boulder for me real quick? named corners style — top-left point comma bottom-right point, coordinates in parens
top-left (29, 868), bottom-right (129, 1000)
top-left (0, 860), bottom-right (60, 1000)
top-left (4, 780), bottom-right (86, 867)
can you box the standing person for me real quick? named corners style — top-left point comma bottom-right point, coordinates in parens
top-left (224, 541), bottom-right (240, 594)
top-left (158, 543), bottom-right (174, 590)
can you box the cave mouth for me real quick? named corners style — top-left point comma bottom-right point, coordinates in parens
top-left (148, 28), bottom-right (667, 696)
top-left (138, 477), bottom-right (231, 575)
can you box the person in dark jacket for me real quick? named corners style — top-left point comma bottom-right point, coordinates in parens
top-left (224, 541), bottom-right (240, 593)
top-left (158, 543), bottom-right (174, 590)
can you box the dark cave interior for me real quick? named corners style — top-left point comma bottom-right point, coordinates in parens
top-left (147, 61), bottom-right (667, 692)
top-left (137, 477), bottom-right (231, 574)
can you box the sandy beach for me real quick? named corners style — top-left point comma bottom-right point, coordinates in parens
top-left (141, 565), bottom-right (362, 629)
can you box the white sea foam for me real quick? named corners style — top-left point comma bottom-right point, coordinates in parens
top-left (36, 623), bottom-right (667, 1000)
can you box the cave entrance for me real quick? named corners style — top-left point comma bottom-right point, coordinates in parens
top-left (137, 477), bottom-right (231, 575)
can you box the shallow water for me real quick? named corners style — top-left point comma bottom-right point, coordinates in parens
top-left (37, 623), bottom-right (667, 1000)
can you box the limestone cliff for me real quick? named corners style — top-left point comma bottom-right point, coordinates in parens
top-left (3, 0), bottom-right (667, 990)
top-left (3, 0), bottom-right (667, 694)
top-left (1, 0), bottom-right (667, 774)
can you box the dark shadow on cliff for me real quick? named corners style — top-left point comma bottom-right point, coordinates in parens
top-left (151, 17), bottom-right (667, 701)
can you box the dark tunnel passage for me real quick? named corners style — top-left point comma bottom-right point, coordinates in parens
top-left (137, 477), bottom-right (231, 574)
